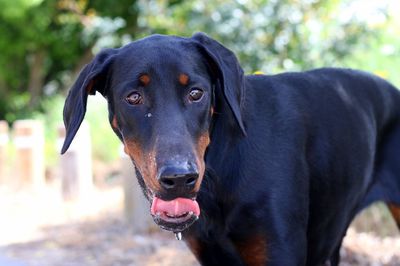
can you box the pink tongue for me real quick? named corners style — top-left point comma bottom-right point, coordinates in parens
top-left (151, 197), bottom-right (200, 217)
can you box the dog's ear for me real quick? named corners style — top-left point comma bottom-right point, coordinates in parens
top-left (191, 32), bottom-right (246, 136)
top-left (61, 48), bottom-right (118, 154)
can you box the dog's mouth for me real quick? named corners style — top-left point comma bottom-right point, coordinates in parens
top-left (150, 197), bottom-right (200, 232)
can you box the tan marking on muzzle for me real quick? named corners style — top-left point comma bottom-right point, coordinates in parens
top-left (193, 132), bottom-right (210, 192)
top-left (124, 139), bottom-right (160, 191)
top-left (179, 73), bottom-right (189, 86)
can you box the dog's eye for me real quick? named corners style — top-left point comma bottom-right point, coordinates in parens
top-left (188, 88), bottom-right (204, 102)
top-left (126, 92), bottom-right (143, 105)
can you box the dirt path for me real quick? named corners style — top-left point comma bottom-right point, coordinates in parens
top-left (0, 185), bottom-right (399, 266)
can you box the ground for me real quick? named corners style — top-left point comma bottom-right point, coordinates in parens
top-left (0, 183), bottom-right (399, 266)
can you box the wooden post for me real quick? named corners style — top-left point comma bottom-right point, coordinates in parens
top-left (121, 145), bottom-right (154, 233)
top-left (58, 121), bottom-right (93, 201)
top-left (0, 121), bottom-right (9, 183)
top-left (13, 120), bottom-right (45, 188)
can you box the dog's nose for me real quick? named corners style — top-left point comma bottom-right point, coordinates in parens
top-left (158, 166), bottom-right (199, 192)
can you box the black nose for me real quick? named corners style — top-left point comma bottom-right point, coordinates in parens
top-left (158, 166), bottom-right (199, 192)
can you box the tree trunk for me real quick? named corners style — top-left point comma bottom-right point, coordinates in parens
top-left (28, 50), bottom-right (46, 109)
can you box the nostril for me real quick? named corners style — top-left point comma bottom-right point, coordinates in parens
top-left (186, 177), bottom-right (197, 186)
top-left (158, 165), bottom-right (199, 191)
top-left (160, 178), bottom-right (175, 189)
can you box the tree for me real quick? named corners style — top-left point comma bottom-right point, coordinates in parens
top-left (0, 0), bottom-right (396, 121)
top-left (0, 0), bottom-right (139, 121)
top-left (137, 0), bottom-right (378, 73)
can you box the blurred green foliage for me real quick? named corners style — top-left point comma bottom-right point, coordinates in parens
top-left (138, 0), bottom-right (369, 71)
top-left (0, 0), bottom-right (139, 121)
top-left (0, 0), bottom-right (399, 162)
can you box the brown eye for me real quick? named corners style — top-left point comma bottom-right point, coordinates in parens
top-left (126, 92), bottom-right (143, 105)
top-left (188, 88), bottom-right (204, 102)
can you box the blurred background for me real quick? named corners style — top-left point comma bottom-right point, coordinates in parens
top-left (0, 0), bottom-right (399, 265)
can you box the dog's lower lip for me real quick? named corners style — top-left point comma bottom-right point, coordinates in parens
top-left (152, 211), bottom-right (199, 232)
top-left (166, 211), bottom-right (194, 218)
top-left (155, 211), bottom-right (195, 223)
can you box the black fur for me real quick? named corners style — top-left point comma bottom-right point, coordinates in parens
top-left (62, 33), bottom-right (400, 265)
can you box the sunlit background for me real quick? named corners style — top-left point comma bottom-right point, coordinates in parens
top-left (0, 0), bottom-right (399, 265)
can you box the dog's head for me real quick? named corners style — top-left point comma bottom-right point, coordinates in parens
top-left (61, 33), bottom-right (246, 232)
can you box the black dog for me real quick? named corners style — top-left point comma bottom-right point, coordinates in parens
top-left (61, 33), bottom-right (400, 265)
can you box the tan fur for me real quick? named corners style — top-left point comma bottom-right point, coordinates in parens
top-left (185, 236), bottom-right (203, 260)
top-left (194, 132), bottom-right (210, 192)
top-left (139, 74), bottom-right (150, 86)
top-left (86, 79), bottom-right (95, 94)
top-left (111, 115), bottom-right (118, 130)
top-left (234, 235), bottom-right (268, 266)
top-left (388, 203), bottom-right (400, 228)
top-left (124, 139), bottom-right (160, 191)
top-left (179, 73), bottom-right (189, 85)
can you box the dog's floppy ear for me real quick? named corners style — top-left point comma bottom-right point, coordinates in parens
top-left (191, 32), bottom-right (246, 135)
top-left (61, 48), bottom-right (118, 154)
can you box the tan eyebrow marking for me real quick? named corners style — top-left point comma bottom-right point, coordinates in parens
top-left (139, 74), bottom-right (150, 86)
top-left (179, 73), bottom-right (189, 85)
